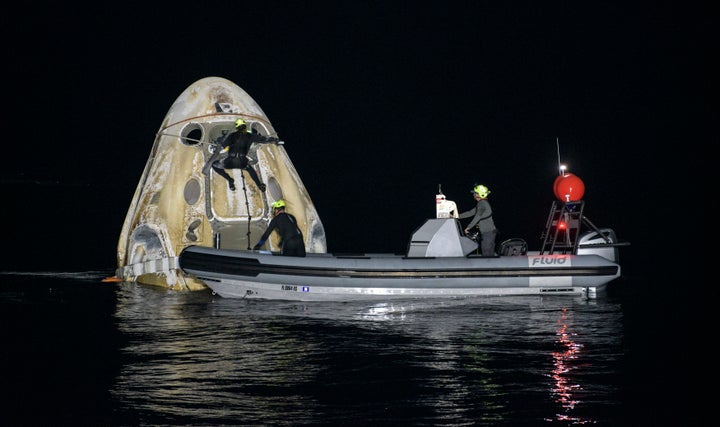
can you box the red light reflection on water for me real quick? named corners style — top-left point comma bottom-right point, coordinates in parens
top-left (548, 307), bottom-right (592, 424)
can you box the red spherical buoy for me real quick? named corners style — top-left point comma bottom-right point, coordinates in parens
top-left (553, 173), bottom-right (585, 202)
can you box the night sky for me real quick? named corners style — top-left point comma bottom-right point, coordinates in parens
top-left (5, 3), bottom-right (706, 282)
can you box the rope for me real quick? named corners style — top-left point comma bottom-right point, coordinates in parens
top-left (239, 171), bottom-right (252, 250)
top-left (155, 131), bottom-right (206, 144)
top-left (158, 112), bottom-right (273, 134)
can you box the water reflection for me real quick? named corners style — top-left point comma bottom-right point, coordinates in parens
top-left (109, 283), bottom-right (624, 425)
top-left (551, 307), bottom-right (584, 423)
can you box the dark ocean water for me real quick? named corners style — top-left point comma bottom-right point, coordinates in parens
top-left (0, 271), bottom-right (693, 426)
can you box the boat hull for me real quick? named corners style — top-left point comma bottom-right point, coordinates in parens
top-left (179, 246), bottom-right (621, 301)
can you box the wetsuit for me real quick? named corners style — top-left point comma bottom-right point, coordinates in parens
top-left (254, 212), bottom-right (306, 257)
top-left (211, 129), bottom-right (278, 190)
top-left (458, 199), bottom-right (497, 256)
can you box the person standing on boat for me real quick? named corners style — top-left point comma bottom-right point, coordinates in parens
top-left (458, 184), bottom-right (497, 256)
top-left (211, 118), bottom-right (279, 192)
top-left (253, 199), bottom-right (306, 257)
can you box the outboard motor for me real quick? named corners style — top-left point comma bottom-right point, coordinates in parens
top-left (577, 228), bottom-right (619, 262)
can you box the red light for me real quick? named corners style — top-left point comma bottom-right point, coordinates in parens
top-left (557, 221), bottom-right (567, 230)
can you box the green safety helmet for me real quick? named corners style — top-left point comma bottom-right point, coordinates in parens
top-left (234, 118), bottom-right (247, 128)
top-left (472, 185), bottom-right (490, 198)
top-left (272, 199), bottom-right (286, 209)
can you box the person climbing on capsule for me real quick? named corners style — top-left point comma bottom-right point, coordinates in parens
top-left (458, 184), bottom-right (497, 256)
top-left (253, 199), bottom-right (306, 257)
top-left (211, 118), bottom-right (280, 192)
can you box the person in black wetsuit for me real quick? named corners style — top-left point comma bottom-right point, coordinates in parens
top-left (458, 184), bottom-right (497, 256)
top-left (253, 199), bottom-right (306, 257)
top-left (211, 118), bottom-right (279, 191)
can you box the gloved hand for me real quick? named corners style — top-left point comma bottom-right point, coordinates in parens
top-left (253, 244), bottom-right (261, 251)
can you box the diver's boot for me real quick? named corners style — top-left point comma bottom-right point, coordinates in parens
top-left (228, 179), bottom-right (236, 191)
